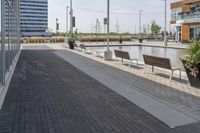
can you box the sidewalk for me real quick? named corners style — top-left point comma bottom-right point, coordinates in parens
top-left (0, 44), bottom-right (199, 133)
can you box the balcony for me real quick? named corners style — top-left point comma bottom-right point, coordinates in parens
top-left (175, 11), bottom-right (200, 23)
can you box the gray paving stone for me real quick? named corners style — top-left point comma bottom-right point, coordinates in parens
top-left (0, 45), bottom-right (199, 133)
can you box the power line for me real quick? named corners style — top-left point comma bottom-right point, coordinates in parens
top-left (76, 7), bottom-right (166, 16)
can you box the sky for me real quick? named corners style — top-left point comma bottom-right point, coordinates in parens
top-left (48, 0), bottom-right (178, 33)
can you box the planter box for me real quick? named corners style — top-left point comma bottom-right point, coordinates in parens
top-left (182, 61), bottom-right (200, 88)
top-left (139, 39), bottom-right (143, 43)
top-left (68, 43), bottom-right (74, 49)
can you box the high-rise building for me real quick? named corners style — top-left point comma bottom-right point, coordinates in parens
top-left (20, 0), bottom-right (48, 36)
top-left (170, 0), bottom-right (200, 42)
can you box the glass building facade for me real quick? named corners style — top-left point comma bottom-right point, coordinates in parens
top-left (170, 0), bottom-right (200, 42)
top-left (20, 0), bottom-right (48, 36)
top-left (1, 0), bottom-right (20, 92)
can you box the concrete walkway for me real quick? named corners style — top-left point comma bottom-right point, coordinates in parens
top-left (0, 44), bottom-right (200, 133)
top-left (50, 44), bottom-right (200, 126)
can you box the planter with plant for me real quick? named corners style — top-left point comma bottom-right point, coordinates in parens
top-left (68, 38), bottom-right (75, 49)
top-left (180, 41), bottom-right (200, 88)
top-left (138, 38), bottom-right (143, 43)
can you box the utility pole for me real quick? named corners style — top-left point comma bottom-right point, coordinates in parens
top-left (56, 18), bottom-right (59, 33)
top-left (66, 6), bottom-right (69, 34)
top-left (135, 24), bottom-right (137, 35)
top-left (139, 10), bottom-right (142, 38)
top-left (91, 20), bottom-right (93, 34)
top-left (107, 0), bottom-right (110, 51)
top-left (96, 19), bottom-right (99, 43)
top-left (104, 0), bottom-right (112, 61)
top-left (115, 19), bottom-right (119, 33)
top-left (164, 0), bottom-right (167, 46)
top-left (65, 6), bottom-right (69, 43)
top-left (70, 0), bottom-right (73, 36)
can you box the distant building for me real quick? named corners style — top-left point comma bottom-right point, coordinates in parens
top-left (20, 0), bottom-right (48, 36)
top-left (170, 0), bottom-right (200, 42)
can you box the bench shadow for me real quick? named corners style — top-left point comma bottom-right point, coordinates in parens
top-left (123, 64), bottom-right (144, 70)
top-left (154, 73), bottom-right (189, 84)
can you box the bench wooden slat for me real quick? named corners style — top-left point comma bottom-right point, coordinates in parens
top-left (143, 55), bottom-right (171, 70)
top-left (80, 44), bottom-right (86, 49)
top-left (114, 50), bottom-right (130, 60)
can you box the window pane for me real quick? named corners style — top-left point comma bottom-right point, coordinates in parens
top-left (0, 0), bottom-right (2, 85)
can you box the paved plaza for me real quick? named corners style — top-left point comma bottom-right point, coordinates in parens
top-left (0, 44), bottom-right (200, 133)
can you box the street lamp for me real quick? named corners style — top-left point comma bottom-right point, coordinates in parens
top-left (65, 6), bottom-right (69, 43)
top-left (104, 0), bottom-right (112, 61)
top-left (161, 0), bottom-right (167, 46)
top-left (56, 18), bottom-right (59, 33)
top-left (139, 10), bottom-right (143, 38)
top-left (66, 6), bottom-right (69, 34)
top-left (70, 0), bottom-right (73, 36)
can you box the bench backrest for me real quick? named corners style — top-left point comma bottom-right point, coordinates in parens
top-left (143, 55), bottom-right (172, 70)
top-left (114, 50), bottom-right (130, 60)
top-left (80, 44), bottom-right (86, 49)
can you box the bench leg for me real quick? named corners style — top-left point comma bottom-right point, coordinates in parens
top-left (179, 69), bottom-right (181, 79)
top-left (152, 66), bottom-right (154, 72)
top-left (136, 59), bottom-right (138, 65)
top-left (129, 60), bottom-right (131, 68)
top-left (144, 64), bottom-right (146, 74)
top-left (170, 70), bottom-right (173, 81)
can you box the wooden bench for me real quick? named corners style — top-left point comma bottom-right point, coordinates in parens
top-left (114, 50), bottom-right (138, 68)
top-left (143, 55), bottom-right (181, 80)
top-left (79, 44), bottom-right (86, 51)
top-left (90, 48), bottom-right (105, 57)
top-left (79, 44), bottom-right (94, 54)
top-left (73, 43), bottom-right (81, 51)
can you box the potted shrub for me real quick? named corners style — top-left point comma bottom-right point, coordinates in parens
top-left (180, 41), bottom-right (200, 88)
top-left (138, 38), bottom-right (143, 43)
top-left (68, 37), bottom-right (75, 49)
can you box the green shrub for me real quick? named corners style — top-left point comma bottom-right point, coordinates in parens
top-left (181, 41), bottom-right (200, 76)
top-left (68, 37), bottom-right (75, 44)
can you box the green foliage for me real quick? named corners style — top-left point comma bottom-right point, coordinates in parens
top-left (151, 20), bottom-right (161, 35)
top-left (181, 41), bottom-right (200, 69)
top-left (79, 36), bottom-right (131, 42)
top-left (68, 38), bottom-right (75, 44)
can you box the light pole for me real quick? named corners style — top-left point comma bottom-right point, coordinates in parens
top-left (139, 10), bottom-right (143, 38)
top-left (70, 0), bottom-right (73, 36)
top-left (163, 0), bottom-right (167, 46)
top-left (66, 6), bottom-right (69, 34)
top-left (104, 0), bottom-right (112, 61)
top-left (107, 0), bottom-right (110, 51)
top-left (65, 6), bottom-right (69, 43)
top-left (56, 18), bottom-right (59, 33)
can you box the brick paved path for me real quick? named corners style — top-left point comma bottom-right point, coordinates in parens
top-left (0, 45), bottom-right (200, 133)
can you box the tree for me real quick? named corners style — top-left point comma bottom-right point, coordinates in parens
top-left (151, 21), bottom-right (161, 35)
